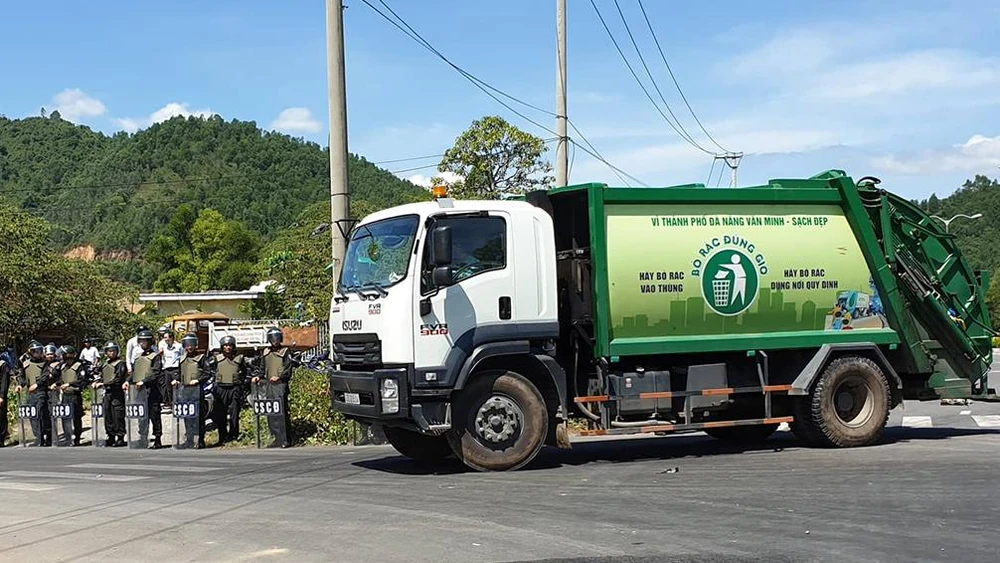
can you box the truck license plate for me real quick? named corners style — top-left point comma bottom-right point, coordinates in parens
top-left (344, 392), bottom-right (361, 405)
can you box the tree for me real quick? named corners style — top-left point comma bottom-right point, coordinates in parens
top-left (0, 204), bottom-right (141, 343)
top-left (149, 207), bottom-right (261, 292)
top-left (435, 115), bottom-right (553, 199)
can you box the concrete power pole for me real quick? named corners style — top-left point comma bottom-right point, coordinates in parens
top-left (555, 0), bottom-right (569, 187)
top-left (327, 0), bottom-right (350, 281)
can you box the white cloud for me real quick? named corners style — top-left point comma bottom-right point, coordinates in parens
top-left (870, 134), bottom-right (1000, 175)
top-left (807, 49), bottom-right (1000, 101)
top-left (269, 107), bottom-right (322, 134)
top-left (52, 88), bottom-right (107, 122)
top-left (112, 102), bottom-right (215, 133)
top-left (406, 171), bottom-right (463, 188)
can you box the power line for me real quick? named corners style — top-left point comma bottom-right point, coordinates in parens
top-left (589, 0), bottom-right (714, 156)
top-left (706, 158), bottom-right (716, 186)
top-left (374, 153), bottom-right (443, 164)
top-left (361, 0), bottom-right (648, 187)
top-left (610, 0), bottom-right (709, 152)
top-left (636, 0), bottom-right (731, 154)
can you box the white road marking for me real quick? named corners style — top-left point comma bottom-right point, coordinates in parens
top-left (0, 471), bottom-right (149, 482)
top-left (960, 410), bottom-right (972, 416)
top-left (0, 481), bottom-right (62, 492)
top-left (68, 463), bottom-right (220, 473)
top-left (972, 415), bottom-right (1000, 427)
top-left (902, 416), bottom-right (933, 428)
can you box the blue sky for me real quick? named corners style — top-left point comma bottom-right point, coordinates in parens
top-left (3, 0), bottom-right (999, 199)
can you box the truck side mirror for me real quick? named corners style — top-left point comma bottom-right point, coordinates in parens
top-left (432, 266), bottom-right (453, 287)
top-left (430, 225), bottom-right (452, 266)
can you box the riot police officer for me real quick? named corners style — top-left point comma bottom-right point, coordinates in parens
top-left (0, 348), bottom-right (12, 447)
top-left (15, 341), bottom-right (51, 446)
top-left (212, 336), bottom-right (248, 444)
top-left (252, 327), bottom-right (296, 448)
top-left (174, 332), bottom-right (213, 448)
top-left (52, 345), bottom-right (91, 446)
top-left (95, 342), bottom-right (127, 447)
top-left (125, 329), bottom-right (165, 449)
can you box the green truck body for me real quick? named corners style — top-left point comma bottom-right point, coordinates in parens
top-left (546, 170), bottom-right (993, 402)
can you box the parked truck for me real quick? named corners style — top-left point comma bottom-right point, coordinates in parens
top-left (326, 170), bottom-right (996, 472)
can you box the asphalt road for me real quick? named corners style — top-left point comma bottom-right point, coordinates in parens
top-left (1, 399), bottom-right (999, 563)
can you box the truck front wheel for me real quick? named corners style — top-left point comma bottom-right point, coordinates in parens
top-left (383, 426), bottom-right (453, 463)
top-left (447, 370), bottom-right (548, 472)
top-left (801, 356), bottom-right (891, 448)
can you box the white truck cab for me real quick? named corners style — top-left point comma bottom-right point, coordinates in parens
top-left (327, 194), bottom-right (564, 470)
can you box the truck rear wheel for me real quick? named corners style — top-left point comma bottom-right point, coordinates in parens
top-left (800, 356), bottom-right (890, 448)
top-left (447, 370), bottom-right (548, 472)
top-left (384, 426), bottom-right (453, 463)
top-left (704, 423), bottom-right (779, 443)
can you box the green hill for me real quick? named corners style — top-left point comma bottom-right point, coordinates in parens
top-left (0, 113), bottom-right (428, 288)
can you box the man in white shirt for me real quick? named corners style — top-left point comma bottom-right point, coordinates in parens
top-left (79, 338), bottom-right (101, 365)
top-left (159, 329), bottom-right (183, 411)
top-left (126, 325), bottom-right (150, 375)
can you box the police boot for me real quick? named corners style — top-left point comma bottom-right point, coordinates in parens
top-left (73, 436), bottom-right (81, 447)
top-left (151, 436), bottom-right (163, 449)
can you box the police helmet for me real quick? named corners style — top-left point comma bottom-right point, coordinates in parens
top-left (182, 332), bottom-right (198, 349)
top-left (28, 340), bottom-right (43, 354)
top-left (61, 344), bottom-right (77, 357)
top-left (220, 335), bottom-right (237, 349)
top-left (104, 341), bottom-right (120, 354)
top-left (266, 327), bottom-right (283, 345)
top-left (137, 329), bottom-right (154, 342)
top-left (43, 343), bottom-right (58, 356)
top-left (157, 325), bottom-right (169, 336)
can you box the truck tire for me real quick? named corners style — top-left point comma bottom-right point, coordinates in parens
top-left (704, 423), bottom-right (779, 443)
top-left (802, 356), bottom-right (891, 448)
top-left (383, 426), bottom-right (453, 463)
top-left (447, 370), bottom-right (548, 472)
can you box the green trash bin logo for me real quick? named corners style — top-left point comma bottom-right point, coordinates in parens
top-left (701, 249), bottom-right (759, 316)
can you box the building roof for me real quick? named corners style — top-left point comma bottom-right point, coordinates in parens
top-left (139, 280), bottom-right (276, 303)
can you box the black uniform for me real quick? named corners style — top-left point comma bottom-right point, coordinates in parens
top-left (99, 358), bottom-right (128, 445)
top-left (0, 356), bottom-right (12, 447)
top-left (130, 349), bottom-right (164, 443)
top-left (212, 351), bottom-right (248, 443)
top-left (20, 355), bottom-right (53, 446)
top-left (55, 358), bottom-right (91, 445)
top-left (175, 351), bottom-right (214, 447)
top-left (259, 346), bottom-right (297, 447)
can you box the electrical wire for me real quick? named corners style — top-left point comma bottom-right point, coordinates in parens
top-left (589, 0), bottom-right (714, 156)
top-left (363, 0), bottom-right (648, 186)
top-left (714, 160), bottom-right (726, 187)
top-left (706, 158), bottom-right (716, 186)
top-left (611, 0), bottom-right (707, 151)
top-left (636, 0), bottom-right (731, 154)
top-left (374, 154), bottom-right (443, 164)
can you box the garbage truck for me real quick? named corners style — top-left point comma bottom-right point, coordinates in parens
top-left (326, 170), bottom-right (996, 472)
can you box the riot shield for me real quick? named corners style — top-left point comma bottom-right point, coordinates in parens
top-left (91, 386), bottom-right (108, 447)
top-left (173, 384), bottom-right (201, 450)
top-left (49, 389), bottom-right (75, 447)
top-left (126, 386), bottom-right (150, 450)
top-left (16, 388), bottom-right (39, 447)
top-left (252, 381), bottom-right (289, 448)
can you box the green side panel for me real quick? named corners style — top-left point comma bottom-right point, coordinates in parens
top-left (603, 202), bottom-right (893, 344)
top-left (610, 328), bottom-right (900, 356)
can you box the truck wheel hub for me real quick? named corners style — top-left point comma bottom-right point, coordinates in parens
top-left (475, 396), bottom-right (522, 444)
top-left (833, 376), bottom-right (874, 428)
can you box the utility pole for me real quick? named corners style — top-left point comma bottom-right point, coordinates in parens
top-left (713, 152), bottom-right (744, 187)
top-left (555, 0), bottom-right (569, 187)
top-left (327, 0), bottom-right (350, 281)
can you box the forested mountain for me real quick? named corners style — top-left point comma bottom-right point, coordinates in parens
top-left (0, 113), bottom-right (427, 288)
top-left (913, 174), bottom-right (1000, 274)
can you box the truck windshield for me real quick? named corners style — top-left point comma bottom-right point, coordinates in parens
top-left (339, 214), bottom-right (419, 292)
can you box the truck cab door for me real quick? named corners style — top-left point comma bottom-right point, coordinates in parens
top-left (412, 212), bottom-right (514, 386)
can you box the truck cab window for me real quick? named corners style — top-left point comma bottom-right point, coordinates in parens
top-left (422, 215), bottom-right (507, 292)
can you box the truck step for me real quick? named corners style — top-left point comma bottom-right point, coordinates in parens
top-left (577, 416), bottom-right (794, 437)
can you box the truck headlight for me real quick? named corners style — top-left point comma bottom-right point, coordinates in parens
top-left (381, 378), bottom-right (399, 414)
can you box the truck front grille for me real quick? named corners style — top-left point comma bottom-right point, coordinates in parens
top-left (332, 333), bottom-right (382, 369)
